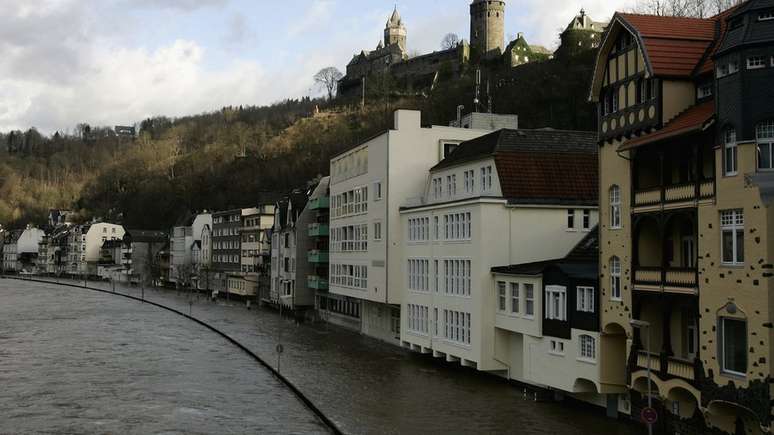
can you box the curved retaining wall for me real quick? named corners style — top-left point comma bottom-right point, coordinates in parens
top-left (2, 276), bottom-right (342, 435)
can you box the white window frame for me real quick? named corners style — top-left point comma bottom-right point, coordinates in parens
top-left (497, 281), bottom-right (507, 312)
top-left (549, 339), bottom-right (565, 356)
top-left (582, 209), bottom-right (591, 231)
top-left (747, 56), bottom-right (766, 70)
top-left (760, 10), bottom-right (774, 21)
top-left (610, 257), bottom-right (622, 301)
top-left (510, 282), bottom-right (520, 314)
top-left (545, 285), bottom-right (567, 321)
top-left (609, 186), bottom-right (622, 230)
top-left (374, 181), bottom-right (383, 201)
top-left (725, 129), bottom-right (738, 176)
top-left (721, 209), bottom-right (744, 266)
top-left (720, 317), bottom-right (747, 377)
top-left (578, 335), bottom-right (596, 362)
top-left (566, 209), bottom-right (576, 231)
top-left (576, 286), bottom-right (595, 313)
top-left (757, 121), bottom-right (774, 171)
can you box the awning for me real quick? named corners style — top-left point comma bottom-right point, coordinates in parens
top-left (618, 100), bottom-right (715, 152)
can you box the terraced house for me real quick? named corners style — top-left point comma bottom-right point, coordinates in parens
top-left (591, 2), bottom-right (774, 433)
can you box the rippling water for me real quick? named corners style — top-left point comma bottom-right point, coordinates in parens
top-left (0, 282), bottom-right (327, 434)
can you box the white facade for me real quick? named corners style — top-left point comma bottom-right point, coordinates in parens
top-left (72, 223), bottom-right (125, 275)
top-left (400, 149), bottom-right (599, 384)
top-left (328, 110), bottom-right (496, 344)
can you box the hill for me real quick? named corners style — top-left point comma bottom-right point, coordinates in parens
top-left (0, 50), bottom-right (597, 231)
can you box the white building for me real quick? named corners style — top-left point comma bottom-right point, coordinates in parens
top-left (399, 128), bottom-right (601, 396)
top-left (68, 223), bottom-right (125, 276)
top-left (328, 110), bottom-right (511, 344)
top-left (270, 191), bottom-right (309, 306)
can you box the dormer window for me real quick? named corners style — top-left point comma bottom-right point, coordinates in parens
top-left (759, 10), bottom-right (774, 21)
top-left (747, 56), bottom-right (766, 70)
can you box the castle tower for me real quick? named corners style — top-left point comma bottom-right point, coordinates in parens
top-left (470, 0), bottom-right (505, 59)
top-left (384, 7), bottom-right (407, 53)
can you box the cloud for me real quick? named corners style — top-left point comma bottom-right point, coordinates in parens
top-left (127, 0), bottom-right (229, 11)
top-left (288, 0), bottom-right (334, 37)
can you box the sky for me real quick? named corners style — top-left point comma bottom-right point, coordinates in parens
top-left (0, 0), bottom-right (636, 134)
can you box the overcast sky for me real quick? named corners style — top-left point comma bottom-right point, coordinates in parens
top-left (0, 0), bottom-right (634, 133)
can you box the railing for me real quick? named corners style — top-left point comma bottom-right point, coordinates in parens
top-left (308, 275), bottom-right (329, 290)
top-left (636, 351), bottom-right (696, 382)
top-left (633, 179), bottom-right (715, 210)
top-left (308, 250), bottom-right (329, 263)
top-left (308, 223), bottom-right (330, 237)
top-left (308, 197), bottom-right (330, 210)
top-left (667, 357), bottom-right (695, 381)
top-left (634, 267), bottom-right (697, 291)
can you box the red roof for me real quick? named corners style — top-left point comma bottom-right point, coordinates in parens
top-left (619, 100), bottom-right (715, 151)
top-left (495, 152), bottom-right (598, 204)
top-left (618, 13), bottom-right (716, 77)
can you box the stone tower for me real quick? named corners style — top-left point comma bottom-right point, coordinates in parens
top-left (470, 0), bottom-right (505, 59)
top-left (384, 7), bottom-right (407, 53)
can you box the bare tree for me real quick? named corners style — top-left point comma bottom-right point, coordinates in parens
top-left (441, 33), bottom-right (460, 50)
top-left (314, 67), bottom-right (344, 101)
top-left (633, 0), bottom-right (738, 17)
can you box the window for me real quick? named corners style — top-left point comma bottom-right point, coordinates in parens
top-left (721, 210), bottom-right (744, 265)
top-left (567, 209), bottom-right (576, 230)
top-left (510, 283), bottom-right (520, 314)
top-left (757, 121), bottom-right (774, 170)
top-left (609, 186), bottom-right (621, 229)
top-left (760, 10), bottom-right (774, 21)
top-left (446, 175), bottom-right (456, 197)
top-left (374, 222), bottom-right (382, 241)
top-left (725, 129), bottom-right (738, 175)
top-left (442, 212), bottom-right (472, 241)
top-left (443, 142), bottom-right (459, 158)
top-left (463, 170), bottom-right (476, 193)
top-left (747, 56), bottom-right (766, 69)
top-left (577, 286), bottom-right (595, 313)
top-left (545, 286), bottom-right (567, 321)
top-left (582, 210), bottom-right (591, 230)
top-left (481, 166), bottom-right (493, 192)
top-left (612, 87), bottom-right (619, 112)
top-left (720, 317), bottom-right (747, 376)
top-left (443, 309), bottom-right (471, 345)
top-left (407, 304), bottom-right (429, 335)
top-left (697, 83), bottom-right (713, 99)
top-left (408, 259), bottom-right (430, 292)
top-left (717, 63), bottom-right (729, 78)
top-left (433, 178), bottom-right (443, 199)
top-left (524, 283), bottom-right (534, 316)
top-left (729, 61), bottom-right (739, 74)
top-left (374, 182), bottom-right (383, 201)
top-left (444, 259), bottom-right (471, 296)
top-left (610, 257), bottom-right (621, 301)
top-left (579, 335), bottom-right (596, 361)
top-left (498, 282), bottom-right (506, 311)
top-left (550, 340), bottom-right (565, 355)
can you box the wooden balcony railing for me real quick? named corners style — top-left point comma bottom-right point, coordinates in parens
top-left (633, 179), bottom-right (715, 210)
top-left (636, 351), bottom-right (696, 382)
top-left (634, 267), bottom-right (698, 293)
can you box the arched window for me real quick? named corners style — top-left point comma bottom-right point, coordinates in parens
top-left (610, 257), bottom-right (621, 301)
top-left (725, 128), bottom-right (738, 175)
top-left (579, 334), bottom-right (596, 360)
top-left (757, 120), bottom-right (774, 170)
top-left (609, 186), bottom-right (621, 229)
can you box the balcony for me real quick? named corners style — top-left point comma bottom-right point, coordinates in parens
top-left (633, 180), bottom-right (715, 213)
top-left (636, 351), bottom-right (696, 382)
top-left (308, 223), bottom-right (329, 237)
top-left (308, 250), bottom-right (329, 263)
top-left (308, 275), bottom-right (329, 290)
top-left (308, 197), bottom-right (330, 211)
top-left (634, 267), bottom-right (698, 295)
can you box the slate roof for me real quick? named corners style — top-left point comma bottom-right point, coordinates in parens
top-left (125, 230), bottom-right (167, 244)
top-left (619, 100), bottom-right (715, 151)
top-left (432, 129), bottom-right (598, 206)
top-left (716, 0), bottom-right (774, 55)
top-left (491, 227), bottom-right (599, 278)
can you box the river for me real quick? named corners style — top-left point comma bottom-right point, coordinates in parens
top-left (0, 278), bottom-right (642, 434)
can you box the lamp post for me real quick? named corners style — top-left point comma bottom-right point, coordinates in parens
top-left (630, 319), bottom-right (654, 435)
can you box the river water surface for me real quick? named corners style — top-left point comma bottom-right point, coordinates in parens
top-left (1, 279), bottom-right (642, 434)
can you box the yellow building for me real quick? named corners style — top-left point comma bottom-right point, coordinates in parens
top-left (592, 3), bottom-right (774, 434)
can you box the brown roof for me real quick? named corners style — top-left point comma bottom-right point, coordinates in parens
top-left (618, 13), bottom-right (716, 77)
top-left (495, 151), bottom-right (598, 206)
top-left (619, 100), bottom-right (715, 151)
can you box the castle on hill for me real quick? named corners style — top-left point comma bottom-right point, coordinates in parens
top-left (337, 2), bottom-right (607, 99)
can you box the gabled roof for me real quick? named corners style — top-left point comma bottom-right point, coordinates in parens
top-left (619, 100), bottom-right (715, 151)
top-left (432, 129), bottom-right (599, 206)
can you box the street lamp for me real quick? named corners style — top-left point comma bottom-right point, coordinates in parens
top-left (630, 319), bottom-right (654, 435)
